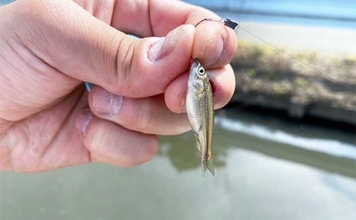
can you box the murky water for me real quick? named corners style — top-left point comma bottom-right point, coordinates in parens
top-left (1, 110), bottom-right (355, 220)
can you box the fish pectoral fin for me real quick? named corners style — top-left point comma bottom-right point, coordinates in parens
top-left (191, 120), bottom-right (202, 134)
top-left (201, 160), bottom-right (215, 177)
top-left (193, 132), bottom-right (202, 152)
top-left (178, 98), bottom-right (185, 114)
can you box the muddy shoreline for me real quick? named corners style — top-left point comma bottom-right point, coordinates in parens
top-left (229, 41), bottom-right (356, 127)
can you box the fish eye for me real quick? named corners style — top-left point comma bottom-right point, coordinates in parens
top-left (198, 67), bottom-right (205, 76)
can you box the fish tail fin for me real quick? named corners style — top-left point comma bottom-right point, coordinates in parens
top-left (201, 160), bottom-right (215, 177)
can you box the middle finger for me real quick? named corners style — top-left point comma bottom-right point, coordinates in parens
top-left (88, 86), bottom-right (191, 135)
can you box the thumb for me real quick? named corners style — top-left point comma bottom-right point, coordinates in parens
top-left (11, 0), bottom-right (195, 98)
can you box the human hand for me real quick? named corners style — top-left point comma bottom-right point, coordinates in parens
top-left (0, 0), bottom-right (237, 172)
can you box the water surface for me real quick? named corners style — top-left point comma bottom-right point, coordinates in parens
top-left (1, 110), bottom-right (355, 220)
top-left (0, 1), bottom-right (355, 219)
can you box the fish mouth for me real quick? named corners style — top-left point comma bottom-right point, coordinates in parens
top-left (191, 58), bottom-right (201, 69)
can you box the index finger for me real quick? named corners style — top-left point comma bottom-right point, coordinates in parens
top-left (111, 0), bottom-right (220, 37)
top-left (111, 0), bottom-right (238, 68)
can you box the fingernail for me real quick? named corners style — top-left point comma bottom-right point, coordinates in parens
top-left (76, 109), bottom-right (93, 135)
top-left (148, 27), bottom-right (182, 62)
top-left (93, 89), bottom-right (123, 116)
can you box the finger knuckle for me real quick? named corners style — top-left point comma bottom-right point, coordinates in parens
top-left (115, 37), bottom-right (136, 92)
top-left (4, 123), bottom-right (41, 172)
top-left (86, 123), bottom-right (107, 154)
top-left (121, 100), bottom-right (153, 132)
top-left (128, 136), bottom-right (159, 167)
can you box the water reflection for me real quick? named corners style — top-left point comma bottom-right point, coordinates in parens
top-left (159, 133), bottom-right (227, 173)
top-left (1, 110), bottom-right (355, 220)
top-left (159, 109), bottom-right (356, 178)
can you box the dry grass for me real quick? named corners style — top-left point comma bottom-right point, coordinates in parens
top-left (231, 41), bottom-right (356, 110)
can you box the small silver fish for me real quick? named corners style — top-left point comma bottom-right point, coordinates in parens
top-left (186, 58), bottom-right (215, 176)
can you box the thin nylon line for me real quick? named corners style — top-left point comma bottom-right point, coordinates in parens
top-left (237, 25), bottom-right (356, 93)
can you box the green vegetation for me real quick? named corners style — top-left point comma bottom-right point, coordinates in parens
top-left (295, 77), bottom-right (310, 88)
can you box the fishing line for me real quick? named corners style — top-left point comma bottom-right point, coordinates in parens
top-left (196, 17), bottom-right (356, 93)
top-left (236, 25), bottom-right (356, 93)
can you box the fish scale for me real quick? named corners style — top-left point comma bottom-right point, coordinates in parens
top-left (186, 58), bottom-right (215, 177)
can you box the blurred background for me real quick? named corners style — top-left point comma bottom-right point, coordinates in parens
top-left (1, 0), bottom-right (355, 220)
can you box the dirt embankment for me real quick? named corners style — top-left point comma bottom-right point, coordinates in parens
top-left (230, 41), bottom-right (356, 126)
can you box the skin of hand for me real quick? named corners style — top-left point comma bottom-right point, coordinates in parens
top-left (0, 0), bottom-right (237, 172)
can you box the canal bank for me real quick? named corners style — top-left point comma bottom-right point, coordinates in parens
top-left (229, 21), bottom-right (356, 127)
